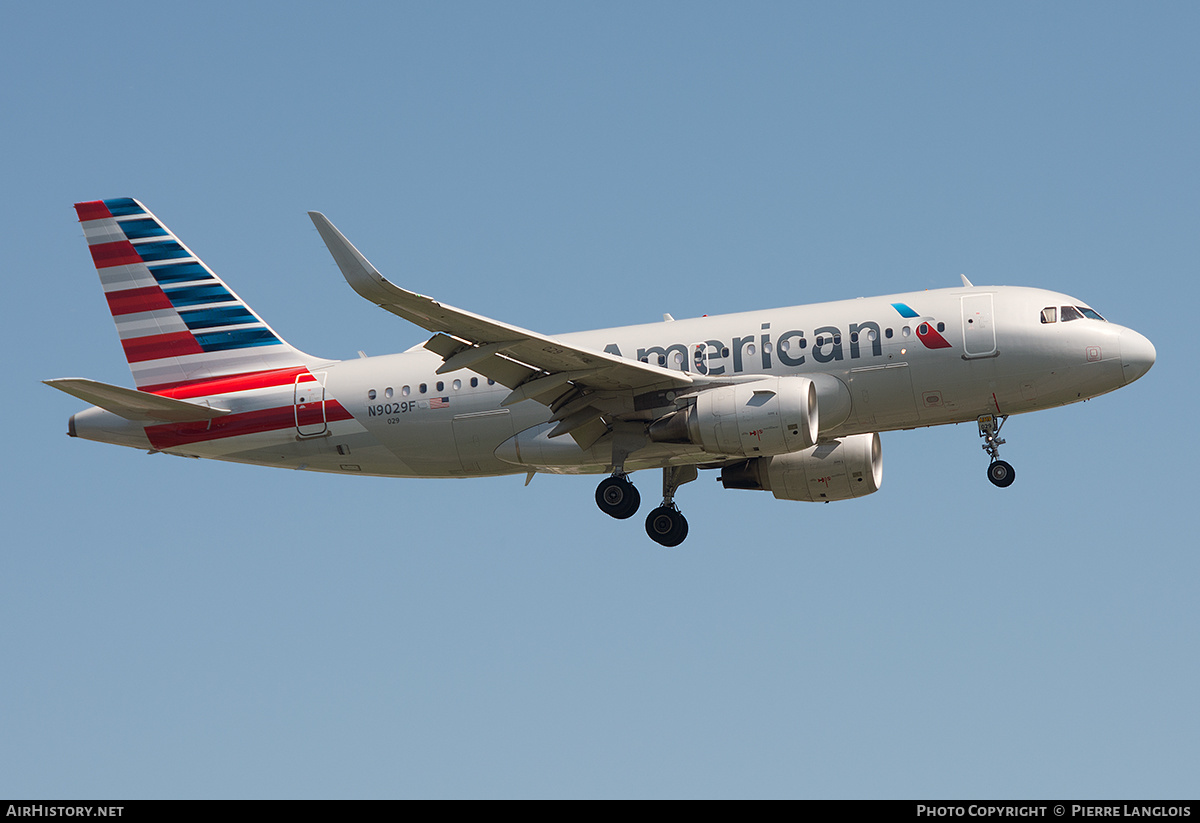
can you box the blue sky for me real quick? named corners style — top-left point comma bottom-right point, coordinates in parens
top-left (2, 1), bottom-right (1196, 798)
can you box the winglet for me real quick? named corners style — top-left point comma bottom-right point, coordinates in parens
top-left (308, 212), bottom-right (398, 307)
top-left (960, 273), bottom-right (974, 287)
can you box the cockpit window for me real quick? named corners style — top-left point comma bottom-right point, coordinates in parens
top-left (1041, 307), bottom-right (1057, 324)
top-left (1060, 305), bottom-right (1106, 322)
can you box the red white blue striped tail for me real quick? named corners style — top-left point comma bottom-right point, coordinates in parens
top-left (75, 198), bottom-right (314, 391)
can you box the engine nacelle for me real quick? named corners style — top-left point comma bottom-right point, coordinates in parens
top-left (719, 432), bottom-right (882, 502)
top-left (649, 376), bottom-right (818, 458)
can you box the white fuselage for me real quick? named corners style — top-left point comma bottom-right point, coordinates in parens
top-left (70, 284), bottom-right (1151, 478)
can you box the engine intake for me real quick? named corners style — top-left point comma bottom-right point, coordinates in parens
top-left (649, 376), bottom-right (818, 458)
top-left (719, 433), bottom-right (882, 502)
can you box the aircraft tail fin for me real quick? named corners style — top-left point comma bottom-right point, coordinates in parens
top-left (74, 198), bottom-right (317, 391)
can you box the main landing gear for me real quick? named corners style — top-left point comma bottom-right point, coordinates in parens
top-left (644, 465), bottom-right (697, 547)
top-left (978, 414), bottom-right (1015, 488)
top-left (595, 474), bottom-right (640, 520)
top-left (595, 465), bottom-right (697, 546)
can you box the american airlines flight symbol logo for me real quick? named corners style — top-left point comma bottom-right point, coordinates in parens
top-left (891, 303), bottom-right (952, 349)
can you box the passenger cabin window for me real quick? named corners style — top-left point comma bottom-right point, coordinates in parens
top-left (1041, 307), bottom-right (1057, 324)
top-left (1061, 305), bottom-right (1084, 322)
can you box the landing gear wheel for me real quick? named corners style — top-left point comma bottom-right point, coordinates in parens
top-left (645, 505), bottom-right (689, 547)
top-left (596, 475), bottom-right (641, 519)
top-left (987, 460), bottom-right (1016, 488)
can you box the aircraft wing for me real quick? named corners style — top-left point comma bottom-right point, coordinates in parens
top-left (310, 212), bottom-right (694, 448)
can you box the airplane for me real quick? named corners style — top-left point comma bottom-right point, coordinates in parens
top-left (47, 198), bottom-right (1156, 546)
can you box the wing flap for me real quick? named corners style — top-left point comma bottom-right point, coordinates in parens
top-left (569, 417), bottom-right (611, 451)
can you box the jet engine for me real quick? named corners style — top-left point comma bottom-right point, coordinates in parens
top-left (718, 432), bottom-right (882, 502)
top-left (649, 376), bottom-right (818, 458)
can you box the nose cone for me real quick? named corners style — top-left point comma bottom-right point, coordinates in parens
top-left (1119, 328), bottom-right (1156, 384)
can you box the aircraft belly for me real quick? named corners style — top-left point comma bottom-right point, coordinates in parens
top-left (157, 416), bottom-right (418, 475)
top-left (211, 437), bottom-right (413, 476)
top-left (452, 407), bottom-right (517, 474)
top-left (907, 356), bottom-right (993, 424)
top-left (845, 362), bottom-right (920, 427)
top-left (494, 421), bottom-right (719, 475)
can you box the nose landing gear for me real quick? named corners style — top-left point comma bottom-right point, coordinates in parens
top-left (978, 414), bottom-right (1015, 488)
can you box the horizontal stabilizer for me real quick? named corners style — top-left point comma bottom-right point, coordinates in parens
top-left (44, 378), bottom-right (230, 422)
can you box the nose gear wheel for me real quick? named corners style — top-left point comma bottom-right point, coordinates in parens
top-left (978, 414), bottom-right (1016, 488)
top-left (987, 459), bottom-right (1016, 488)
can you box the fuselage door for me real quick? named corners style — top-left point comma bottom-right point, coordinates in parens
top-left (295, 372), bottom-right (327, 437)
top-left (961, 294), bottom-right (997, 358)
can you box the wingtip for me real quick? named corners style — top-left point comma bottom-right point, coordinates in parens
top-left (307, 210), bottom-right (398, 305)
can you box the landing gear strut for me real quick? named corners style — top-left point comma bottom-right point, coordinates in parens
top-left (596, 474), bottom-right (640, 519)
top-left (978, 414), bottom-right (1015, 488)
top-left (644, 465), bottom-right (697, 547)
